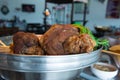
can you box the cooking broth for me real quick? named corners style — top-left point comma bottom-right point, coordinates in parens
top-left (94, 64), bottom-right (116, 72)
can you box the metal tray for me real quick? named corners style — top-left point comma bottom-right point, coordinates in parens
top-left (0, 48), bottom-right (102, 80)
top-left (0, 36), bottom-right (102, 80)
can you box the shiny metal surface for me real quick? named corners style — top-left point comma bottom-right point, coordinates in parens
top-left (0, 69), bottom-right (81, 80)
top-left (0, 48), bottom-right (102, 80)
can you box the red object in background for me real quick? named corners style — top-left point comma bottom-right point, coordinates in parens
top-left (106, 0), bottom-right (120, 18)
top-left (114, 32), bottom-right (120, 36)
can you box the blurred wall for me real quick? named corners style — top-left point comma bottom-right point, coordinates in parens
top-left (83, 0), bottom-right (120, 31)
top-left (0, 0), bottom-right (120, 31)
top-left (0, 0), bottom-right (45, 23)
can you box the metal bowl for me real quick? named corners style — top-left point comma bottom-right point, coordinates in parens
top-left (0, 48), bottom-right (102, 80)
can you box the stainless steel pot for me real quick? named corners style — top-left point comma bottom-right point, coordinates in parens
top-left (0, 48), bottom-right (102, 80)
